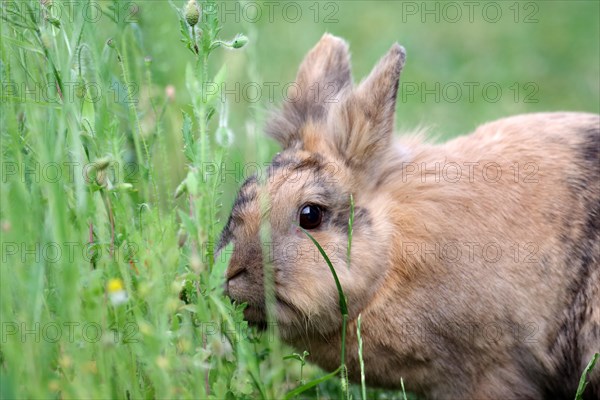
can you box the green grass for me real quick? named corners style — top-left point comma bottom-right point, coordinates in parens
top-left (1, 1), bottom-right (598, 399)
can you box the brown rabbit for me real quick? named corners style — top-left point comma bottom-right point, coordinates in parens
top-left (219, 34), bottom-right (600, 399)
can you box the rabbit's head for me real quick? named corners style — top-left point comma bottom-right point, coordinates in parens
top-left (219, 34), bottom-right (406, 341)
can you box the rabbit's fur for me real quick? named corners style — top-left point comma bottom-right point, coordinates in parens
top-left (219, 34), bottom-right (600, 399)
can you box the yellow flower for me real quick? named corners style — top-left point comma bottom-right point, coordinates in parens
top-left (107, 278), bottom-right (124, 293)
top-left (107, 278), bottom-right (128, 305)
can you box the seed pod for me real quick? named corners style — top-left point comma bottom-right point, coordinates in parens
top-left (185, 0), bottom-right (200, 27)
top-left (93, 157), bottom-right (111, 171)
top-left (95, 169), bottom-right (107, 187)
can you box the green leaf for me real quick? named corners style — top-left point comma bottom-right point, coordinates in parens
top-left (0, 35), bottom-right (44, 55)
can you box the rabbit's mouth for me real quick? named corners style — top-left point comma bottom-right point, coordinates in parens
top-left (242, 305), bottom-right (268, 330)
top-left (226, 267), bottom-right (306, 332)
top-left (241, 294), bottom-right (303, 327)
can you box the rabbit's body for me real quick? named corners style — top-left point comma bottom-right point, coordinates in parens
top-left (220, 34), bottom-right (599, 399)
top-left (287, 112), bottom-right (600, 399)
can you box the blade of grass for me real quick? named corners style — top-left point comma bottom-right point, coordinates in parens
top-left (297, 226), bottom-right (349, 399)
top-left (575, 352), bottom-right (599, 400)
top-left (357, 314), bottom-right (366, 400)
top-left (299, 227), bottom-right (348, 316)
top-left (401, 377), bottom-right (408, 400)
top-left (284, 366), bottom-right (342, 399)
top-left (347, 194), bottom-right (354, 269)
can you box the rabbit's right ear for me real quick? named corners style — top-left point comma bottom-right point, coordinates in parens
top-left (266, 34), bottom-right (352, 149)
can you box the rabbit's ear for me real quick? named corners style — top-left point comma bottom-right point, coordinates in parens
top-left (266, 33), bottom-right (352, 149)
top-left (331, 43), bottom-right (406, 171)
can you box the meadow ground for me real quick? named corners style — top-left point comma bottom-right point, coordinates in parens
top-left (1, 0), bottom-right (599, 399)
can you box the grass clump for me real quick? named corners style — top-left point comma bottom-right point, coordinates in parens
top-left (0, 0), bottom-right (266, 398)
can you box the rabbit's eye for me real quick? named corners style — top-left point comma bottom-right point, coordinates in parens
top-left (299, 204), bottom-right (323, 229)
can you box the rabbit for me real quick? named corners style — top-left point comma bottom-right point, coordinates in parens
top-left (218, 33), bottom-right (600, 399)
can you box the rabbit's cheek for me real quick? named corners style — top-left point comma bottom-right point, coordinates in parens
top-left (291, 226), bottom-right (304, 237)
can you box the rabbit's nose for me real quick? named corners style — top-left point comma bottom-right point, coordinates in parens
top-left (224, 266), bottom-right (246, 298)
top-left (225, 264), bottom-right (245, 280)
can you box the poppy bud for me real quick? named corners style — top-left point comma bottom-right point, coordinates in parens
top-left (232, 34), bottom-right (248, 49)
top-left (185, 0), bottom-right (200, 27)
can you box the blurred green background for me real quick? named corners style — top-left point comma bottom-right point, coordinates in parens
top-left (131, 0), bottom-right (600, 200)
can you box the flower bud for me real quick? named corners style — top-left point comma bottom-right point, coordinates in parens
top-left (185, 0), bottom-right (200, 27)
top-left (177, 228), bottom-right (188, 248)
top-left (232, 34), bottom-right (248, 49)
top-left (190, 254), bottom-right (203, 273)
top-left (95, 169), bottom-right (107, 187)
top-left (46, 16), bottom-right (61, 29)
top-left (165, 85), bottom-right (176, 102)
top-left (1, 220), bottom-right (11, 232)
top-left (112, 183), bottom-right (134, 192)
top-left (93, 157), bottom-right (111, 171)
top-left (174, 180), bottom-right (187, 199)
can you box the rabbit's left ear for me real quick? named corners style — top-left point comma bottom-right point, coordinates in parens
top-left (330, 43), bottom-right (406, 169)
top-left (266, 34), bottom-right (352, 149)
